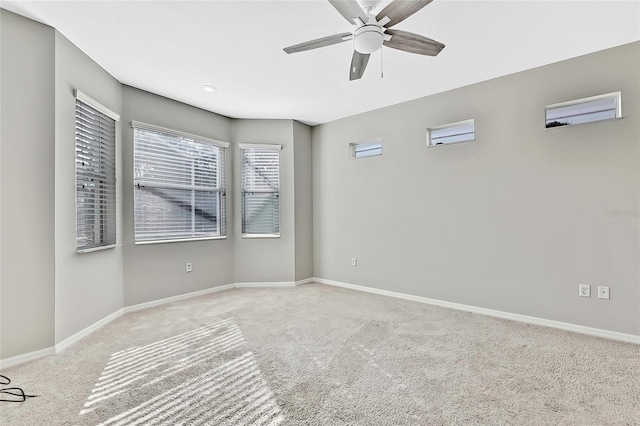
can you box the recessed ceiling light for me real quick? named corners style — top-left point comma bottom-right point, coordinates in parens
top-left (202, 85), bottom-right (217, 93)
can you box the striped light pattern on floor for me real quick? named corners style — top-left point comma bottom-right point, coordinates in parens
top-left (80, 318), bottom-right (283, 425)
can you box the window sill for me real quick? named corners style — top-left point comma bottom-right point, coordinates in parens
top-left (427, 138), bottom-right (475, 148)
top-left (544, 116), bottom-right (623, 130)
top-left (241, 234), bottom-right (280, 239)
top-left (135, 236), bottom-right (227, 245)
top-left (77, 244), bottom-right (117, 254)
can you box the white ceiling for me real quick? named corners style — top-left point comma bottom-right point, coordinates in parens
top-left (2, 1), bottom-right (639, 125)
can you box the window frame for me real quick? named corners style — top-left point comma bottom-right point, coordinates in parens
top-left (132, 121), bottom-right (229, 245)
top-left (349, 139), bottom-right (382, 159)
top-left (427, 119), bottom-right (475, 147)
top-left (240, 143), bottom-right (282, 239)
top-left (74, 89), bottom-right (120, 253)
top-left (544, 91), bottom-right (622, 129)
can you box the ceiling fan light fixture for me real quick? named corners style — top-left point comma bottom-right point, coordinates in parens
top-left (354, 25), bottom-right (384, 54)
top-left (282, 0), bottom-right (445, 81)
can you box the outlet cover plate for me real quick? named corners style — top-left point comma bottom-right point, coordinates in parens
top-left (597, 286), bottom-right (610, 300)
top-left (186, 263), bottom-right (192, 273)
top-left (579, 284), bottom-right (591, 297)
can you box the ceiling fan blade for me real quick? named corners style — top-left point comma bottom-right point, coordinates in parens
top-left (376, 0), bottom-right (433, 28)
top-left (349, 51), bottom-right (370, 81)
top-left (383, 29), bottom-right (445, 56)
top-left (329, 0), bottom-right (368, 25)
top-left (284, 32), bottom-right (353, 54)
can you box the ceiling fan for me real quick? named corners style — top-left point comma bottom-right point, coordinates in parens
top-left (283, 0), bottom-right (445, 81)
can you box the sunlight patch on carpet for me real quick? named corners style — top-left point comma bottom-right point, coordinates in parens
top-left (80, 318), bottom-right (283, 425)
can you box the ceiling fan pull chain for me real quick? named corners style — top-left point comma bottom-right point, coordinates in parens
top-left (380, 47), bottom-right (384, 78)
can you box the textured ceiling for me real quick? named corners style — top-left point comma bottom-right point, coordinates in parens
top-left (3, 0), bottom-right (639, 125)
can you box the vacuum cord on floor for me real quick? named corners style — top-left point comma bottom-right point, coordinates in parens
top-left (0, 375), bottom-right (38, 402)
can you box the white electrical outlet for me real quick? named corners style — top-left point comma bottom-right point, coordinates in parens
top-left (597, 286), bottom-right (610, 300)
top-left (579, 284), bottom-right (590, 298)
top-left (185, 262), bottom-right (192, 273)
top-left (351, 258), bottom-right (357, 267)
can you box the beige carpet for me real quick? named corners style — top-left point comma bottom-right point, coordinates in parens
top-left (1, 283), bottom-right (638, 425)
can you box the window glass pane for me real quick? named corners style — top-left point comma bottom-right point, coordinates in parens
top-left (134, 187), bottom-right (221, 240)
top-left (429, 121), bottom-right (475, 146)
top-left (242, 193), bottom-right (280, 234)
top-left (545, 93), bottom-right (620, 128)
top-left (353, 142), bottom-right (382, 159)
top-left (242, 149), bottom-right (279, 191)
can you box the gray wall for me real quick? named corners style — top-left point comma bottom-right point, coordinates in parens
top-left (54, 32), bottom-right (123, 344)
top-left (6, 5), bottom-right (636, 364)
top-left (0, 10), bottom-right (313, 362)
top-left (232, 120), bottom-right (296, 283)
top-left (293, 121), bottom-right (313, 281)
top-left (312, 42), bottom-right (640, 335)
top-left (0, 10), bottom-right (56, 359)
top-left (121, 86), bottom-right (235, 306)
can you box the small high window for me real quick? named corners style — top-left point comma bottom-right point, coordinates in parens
top-left (427, 119), bottom-right (475, 147)
top-left (350, 140), bottom-right (382, 159)
top-left (545, 92), bottom-right (621, 128)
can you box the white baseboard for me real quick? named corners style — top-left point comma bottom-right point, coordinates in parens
top-left (54, 280), bottom-right (308, 357)
top-left (234, 282), bottom-right (296, 288)
top-left (10, 277), bottom-right (631, 370)
top-left (235, 278), bottom-right (314, 287)
top-left (55, 308), bottom-right (125, 353)
top-left (2, 282), bottom-right (272, 369)
top-left (0, 346), bottom-right (55, 370)
top-left (123, 283), bottom-right (235, 314)
top-left (314, 277), bottom-right (640, 345)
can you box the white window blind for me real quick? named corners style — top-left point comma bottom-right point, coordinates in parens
top-left (133, 122), bottom-right (228, 243)
top-left (240, 144), bottom-right (281, 236)
top-left (75, 90), bottom-right (119, 253)
top-left (427, 119), bottom-right (475, 147)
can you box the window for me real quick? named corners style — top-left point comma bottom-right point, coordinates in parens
top-left (75, 90), bottom-right (119, 253)
top-left (427, 119), bottom-right (475, 147)
top-left (350, 140), bottom-right (382, 159)
top-left (240, 144), bottom-right (281, 237)
top-left (545, 92), bottom-right (621, 128)
top-left (132, 121), bottom-right (228, 243)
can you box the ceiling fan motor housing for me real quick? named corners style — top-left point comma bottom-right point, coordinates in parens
top-left (354, 25), bottom-right (384, 54)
